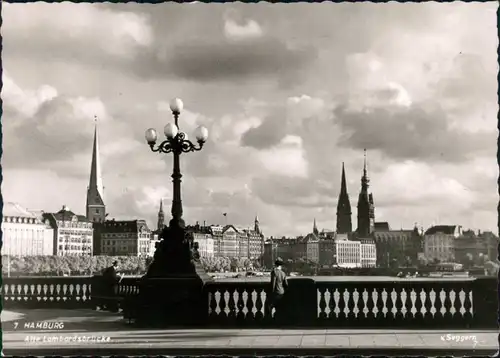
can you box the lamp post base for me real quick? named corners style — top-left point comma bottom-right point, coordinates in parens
top-left (131, 226), bottom-right (213, 327)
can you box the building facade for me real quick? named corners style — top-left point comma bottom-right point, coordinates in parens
top-left (334, 234), bottom-right (361, 268)
top-left (304, 232), bottom-right (320, 264)
top-left (454, 230), bottom-right (499, 267)
top-left (424, 225), bottom-right (462, 263)
top-left (2, 202), bottom-right (54, 256)
top-left (43, 206), bottom-right (93, 256)
top-left (319, 238), bottom-right (336, 267)
top-left (193, 232), bottom-right (215, 258)
top-left (189, 219), bottom-right (265, 260)
top-left (96, 220), bottom-right (152, 257)
top-left (359, 238), bottom-right (377, 268)
top-left (372, 226), bottom-right (423, 267)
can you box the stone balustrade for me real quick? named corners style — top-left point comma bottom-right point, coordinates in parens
top-left (1, 276), bottom-right (497, 329)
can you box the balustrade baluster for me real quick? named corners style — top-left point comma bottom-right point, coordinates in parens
top-left (327, 288), bottom-right (337, 321)
top-left (463, 287), bottom-right (473, 323)
top-left (394, 286), bottom-right (404, 324)
top-left (365, 287), bottom-right (375, 323)
top-left (28, 284), bottom-right (36, 305)
top-left (413, 287), bottom-right (424, 326)
top-left (337, 286), bottom-right (347, 326)
top-left (346, 288), bottom-right (356, 322)
top-left (44, 284), bottom-right (50, 304)
top-left (442, 287), bottom-right (453, 323)
top-left (82, 284), bottom-right (89, 303)
top-left (423, 288), bottom-right (434, 326)
top-left (357, 288), bottom-right (367, 322)
top-left (227, 288), bottom-right (237, 324)
top-left (403, 287), bottom-right (413, 321)
top-left (434, 288), bottom-right (444, 324)
top-left (385, 288), bottom-right (395, 325)
top-left (208, 286), bottom-right (219, 322)
top-left (246, 288), bottom-right (256, 323)
top-left (3, 284), bottom-right (10, 304)
top-left (75, 284), bottom-right (81, 302)
top-left (68, 284), bottom-right (76, 307)
top-left (375, 287), bottom-right (385, 322)
top-left (254, 287), bottom-right (264, 322)
top-left (235, 287), bottom-right (246, 323)
top-left (318, 286), bottom-right (327, 320)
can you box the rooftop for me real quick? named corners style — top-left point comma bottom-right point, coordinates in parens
top-left (3, 202), bottom-right (38, 218)
top-left (424, 225), bottom-right (459, 236)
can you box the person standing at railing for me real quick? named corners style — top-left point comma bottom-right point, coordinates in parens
top-left (266, 257), bottom-right (288, 323)
top-left (102, 261), bottom-right (123, 312)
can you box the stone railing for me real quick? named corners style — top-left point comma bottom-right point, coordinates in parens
top-left (2, 276), bottom-right (497, 329)
top-left (2, 276), bottom-right (93, 308)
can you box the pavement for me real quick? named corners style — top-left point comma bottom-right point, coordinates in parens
top-left (1, 308), bottom-right (499, 356)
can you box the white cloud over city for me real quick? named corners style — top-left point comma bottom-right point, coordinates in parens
top-left (2, 2), bottom-right (498, 237)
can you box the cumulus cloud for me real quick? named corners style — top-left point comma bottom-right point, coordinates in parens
top-left (146, 37), bottom-right (316, 85)
top-left (224, 9), bottom-right (263, 40)
top-left (334, 104), bottom-right (495, 163)
top-left (3, 3), bottom-right (153, 62)
top-left (258, 135), bottom-right (309, 178)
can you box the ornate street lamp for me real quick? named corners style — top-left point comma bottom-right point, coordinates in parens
top-left (136, 98), bottom-right (212, 328)
top-left (143, 98), bottom-right (209, 279)
top-left (145, 98), bottom-right (209, 231)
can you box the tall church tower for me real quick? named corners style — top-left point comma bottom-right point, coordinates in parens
top-left (157, 199), bottom-right (165, 231)
top-left (336, 162), bottom-right (352, 234)
top-left (313, 218), bottom-right (319, 236)
top-left (357, 149), bottom-right (375, 237)
top-left (86, 117), bottom-right (106, 223)
top-left (254, 215), bottom-right (261, 235)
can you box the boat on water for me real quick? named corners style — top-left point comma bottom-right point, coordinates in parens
top-left (428, 271), bottom-right (470, 278)
top-left (426, 262), bottom-right (470, 278)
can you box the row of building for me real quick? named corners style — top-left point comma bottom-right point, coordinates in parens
top-left (263, 228), bottom-right (378, 269)
top-left (261, 220), bottom-right (498, 269)
top-left (3, 122), bottom-right (498, 269)
top-left (1, 201), bottom-right (266, 259)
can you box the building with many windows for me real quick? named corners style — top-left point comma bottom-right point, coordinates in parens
top-left (189, 218), bottom-right (265, 260)
top-left (192, 232), bottom-right (215, 258)
top-left (359, 238), bottom-right (377, 268)
top-left (43, 206), bottom-right (93, 256)
top-left (94, 219), bottom-right (152, 257)
top-left (372, 225), bottom-right (423, 267)
top-left (424, 225), bottom-right (462, 263)
top-left (454, 230), bottom-right (499, 267)
top-left (334, 234), bottom-right (361, 268)
top-left (2, 202), bottom-right (54, 256)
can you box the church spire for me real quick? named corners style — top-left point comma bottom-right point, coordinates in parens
top-left (313, 218), bottom-right (319, 236)
top-left (357, 149), bottom-right (375, 237)
top-left (336, 162), bottom-right (352, 234)
top-left (86, 116), bottom-right (106, 223)
top-left (157, 199), bottom-right (165, 231)
top-left (254, 215), bottom-right (260, 234)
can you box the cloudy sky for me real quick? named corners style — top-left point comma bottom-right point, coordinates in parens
top-left (2, 2), bottom-right (498, 237)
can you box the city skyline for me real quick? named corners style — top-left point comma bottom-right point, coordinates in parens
top-left (2, 2), bottom-right (498, 237)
